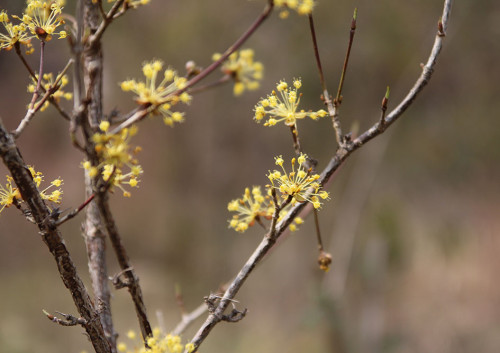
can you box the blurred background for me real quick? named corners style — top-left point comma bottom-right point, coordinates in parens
top-left (0, 0), bottom-right (499, 352)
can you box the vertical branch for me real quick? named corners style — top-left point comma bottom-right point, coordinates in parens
top-left (84, 171), bottom-right (117, 351)
top-left (332, 9), bottom-right (357, 146)
top-left (334, 9), bottom-right (357, 105)
top-left (29, 41), bottom-right (46, 110)
top-left (290, 124), bottom-right (302, 155)
top-left (83, 0), bottom-right (104, 128)
top-left (80, 1), bottom-right (116, 350)
top-left (309, 10), bottom-right (357, 148)
top-left (313, 208), bottom-right (324, 251)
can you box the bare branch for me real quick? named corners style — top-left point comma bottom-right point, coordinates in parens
top-left (0, 119), bottom-right (111, 353)
top-left (96, 193), bottom-right (153, 340)
top-left (171, 304), bottom-right (207, 336)
top-left (89, 0), bottom-right (126, 46)
top-left (80, 2), bottom-right (118, 351)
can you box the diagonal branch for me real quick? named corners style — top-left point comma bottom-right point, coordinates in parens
top-left (96, 192), bottom-right (153, 341)
top-left (0, 119), bottom-right (111, 353)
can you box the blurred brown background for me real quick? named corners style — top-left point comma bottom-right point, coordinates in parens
top-left (0, 0), bottom-right (499, 352)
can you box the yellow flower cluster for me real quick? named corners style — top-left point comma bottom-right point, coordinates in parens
top-left (274, 0), bottom-right (316, 19)
top-left (0, 1), bottom-right (67, 53)
top-left (0, 10), bottom-right (33, 53)
top-left (120, 60), bottom-right (192, 127)
top-left (227, 186), bottom-right (305, 233)
top-left (27, 72), bottom-right (72, 111)
top-left (83, 122), bottom-right (143, 197)
top-left (227, 186), bottom-right (274, 233)
top-left (0, 166), bottom-right (63, 215)
top-left (0, 176), bottom-right (21, 214)
top-left (213, 49), bottom-right (264, 96)
top-left (29, 166), bottom-right (64, 204)
top-left (117, 328), bottom-right (195, 353)
top-left (268, 153), bottom-right (329, 209)
top-left (254, 79), bottom-right (327, 127)
top-left (21, 0), bottom-right (67, 41)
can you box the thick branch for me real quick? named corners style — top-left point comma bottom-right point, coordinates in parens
top-left (0, 119), bottom-right (111, 353)
top-left (81, 1), bottom-right (117, 350)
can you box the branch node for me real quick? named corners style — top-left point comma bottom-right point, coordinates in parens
top-left (221, 308), bottom-right (248, 323)
top-left (438, 20), bottom-right (446, 37)
top-left (43, 309), bottom-right (87, 327)
top-left (203, 294), bottom-right (247, 323)
top-left (111, 267), bottom-right (134, 289)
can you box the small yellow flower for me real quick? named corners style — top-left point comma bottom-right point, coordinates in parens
top-left (99, 121), bottom-right (110, 132)
top-left (227, 186), bottom-right (275, 233)
top-left (185, 343), bottom-right (196, 353)
top-left (0, 176), bottom-right (21, 214)
top-left (20, 0), bottom-right (67, 42)
top-left (254, 79), bottom-right (327, 127)
top-left (227, 186), bottom-right (306, 234)
top-left (0, 10), bottom-right (33, 53)
top-left (27, 72), bottom-right (72, 111)
top-left (120, 60), bottom-right (191, 126)
top-left (89, 126), bottom-right (143, 197)
top-left (267, 153), bottom-right (329, 208)
top-left (118, 327), bottom-right (192, 353)
top-left (215, 48), bottom-right (264, 96)
top-left (126, 330), bottom-right (136, 340)
top-left (275, 0), bottom-right (316, 18)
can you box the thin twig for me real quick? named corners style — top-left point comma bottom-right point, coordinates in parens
top-left (96, 193), bottom-right (153, 341)
top-left (377, 86), bottom-right (390, 131)
top-left (13, 59), bottom-right (74, 138)
top-left (55, 193), bottom-right (95, 226)
top-left (308, 14), bottom-right (327, 93)
top-left (332, 9), bottom-right (357, 147)
top-left (14, 42), bottom-right (37, 79)
top-left (89, 0), bottom-right (126, 47)
top-left (172, 303), bottom-right (208, 336)
top-left (29, 41), bottom-right (46, 110)
top-left (43, 310), bottom-right (88, 327)
top-left (290, 124), bottom-right (302, 155)
top-left (313, 208), bottom-right (324, 251)
top-left (187, 75), bottom-right (231, 95)
top-left (335, 9), bottom-right (357, 105)
top-left (14, 43), bottom-right (72, 123)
